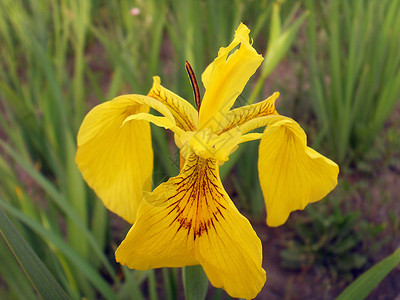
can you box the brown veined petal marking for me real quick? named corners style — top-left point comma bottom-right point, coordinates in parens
top-left (115, 153), bottom-right (265, 299)
top-left (148, 76), bottom-right (198, 131)
top-left (219, 92), bottom-right (280, 134)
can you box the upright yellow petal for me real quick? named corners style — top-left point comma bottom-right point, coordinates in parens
top-left (148, 76), bottom-right (198, 131)
top-left (116, 153), bottom-right (265, 299)
top-left (76, 95), bottom-right (154, 224)
top-left (257, 117), bottom-right (339, 227)
top-left (199, 23), bottom-right (263, 132)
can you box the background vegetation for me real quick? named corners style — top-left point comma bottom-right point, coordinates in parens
top-left (0, 0), bottom-right (399, 299)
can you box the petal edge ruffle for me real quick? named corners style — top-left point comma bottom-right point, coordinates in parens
top-left (199, 23), bottom-right (263, 132)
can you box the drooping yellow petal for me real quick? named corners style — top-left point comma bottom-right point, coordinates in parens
top-left (257, 117), bottom-right (339, 227)
top-left (116, 153), bottom-right (265, 299)
top-left (194, 193), bottom-right (266, 300)
top-left (199, 23), bottom-right (264, 132)
top-left (76, 95), bottom-right (156, 224)
top-left (220, 92), bottom-right (279, 134)
top-left (115, 189), bottom-right (199, 269)
top-left (148, 76), bottom-right (198, 131)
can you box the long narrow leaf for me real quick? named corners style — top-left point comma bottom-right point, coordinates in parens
top-left (183, 265), bottom-right (209, 300)
top-left (0, 205), bottom-right (70, 300)
top-left (336, 248), bottom-right (400, 300)
top-left (0, 198), bottom-right (116, 300)
top-left (0, 140), bottom-right (117, 280)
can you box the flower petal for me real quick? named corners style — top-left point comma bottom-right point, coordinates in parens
top-left (220, 92), bottom-right (279, 134)
top-left (116, 154), bottom-right (265, 299)
top-left (177, 127), bottom-right (243, 162)
top-left (122, 113), bottom-right (185, 137)
top-left (199, 23), bottom-right (263, 132)
top-left (195, 195), bottom-right (266, 299)
top-left (115, 193), bottom-right (199, 269)
top-left (76, 95), bottom-right (157, 223)
top-left (148, 76), bottom-right (198, 131)
top-left (257, 117), bottom-right (339, 227)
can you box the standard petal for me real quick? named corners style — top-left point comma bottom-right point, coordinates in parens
top-left (116, 154), bottom-right (265, 299)
top-left (199, 23), bottom-right (263, 132)
top-left (148, 76), bottom-right (198, 131)
top-left (76, 95), bottom-right (154, 224)
top-left (257, 117), bottom-right (339, 227)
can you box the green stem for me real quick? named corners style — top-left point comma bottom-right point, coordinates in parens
top-left (183, 265), bottom-right (209, 300)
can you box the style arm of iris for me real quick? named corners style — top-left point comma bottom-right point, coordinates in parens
top-left (121, 106), bottom-right (289, 165)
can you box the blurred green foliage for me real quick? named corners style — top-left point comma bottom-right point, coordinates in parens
top-left (0, 0), bottom-right (398, 299)
top-left (281, 203), bottom-right (385, 281)
top-left (305, 0), bottom-right (400, 165)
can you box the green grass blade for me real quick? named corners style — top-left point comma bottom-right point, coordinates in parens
top-left (0, 140), bottom-right (117, 280)
top-left (0, 236), bottom-right (39, 300)
top-left (117, 268), bottom-right (150, 300)
top-left (336, 248), bottom-right (400, 300)
top-left (162, 268), bottom-right (177, 300)
top-left (183, 265), bottom-right (209, 300)
top-left (65, 133), bottom-right (89, 259)
top-left (0, 205), bottom-right (70, 300)
top-left (248, 7), bottom-right (307, 104)
top-left (0, 198), bottom-right (117, 300)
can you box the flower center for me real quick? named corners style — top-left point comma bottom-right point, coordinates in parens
top-left (177, 128), bottom-right (242, 162)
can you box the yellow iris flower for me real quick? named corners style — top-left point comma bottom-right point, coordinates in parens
top-left (76, 23), bottom-right (339, 299)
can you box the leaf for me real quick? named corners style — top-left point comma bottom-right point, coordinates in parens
top-left (0, 140), bottom-right (117, 280)
top-left (262, 10), bottom-right (308, 79)
top-left (0, 198), bottom-right (116, 300)
top-left (0, 205), bottom-right (70, 300)
top-left (336, 248), bottom-right (400, 300)
top-left (183, 265), bottom-right (209, 300)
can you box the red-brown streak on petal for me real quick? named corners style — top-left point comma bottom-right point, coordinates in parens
top-left (154, 154), bottom-right (231, 241)
top-left (220, 96), bottom-right (278, 134)
top-left (148, 87), bottom-right (196, 131)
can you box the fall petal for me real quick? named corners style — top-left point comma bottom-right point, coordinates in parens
top-left (76, 95), bottom-right (155, 223)
top-left (116, 154), bottom-right (265, 299)
top-left (257, 117), bottom-right (339, 226)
